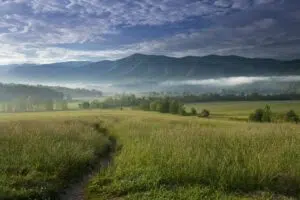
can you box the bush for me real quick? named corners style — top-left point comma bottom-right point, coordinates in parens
top-left (190, 107), bottom-right (197, 116)
top-left (262, 105), bottom-right (272, 122)
top-left (90, 100), bottom-right (101, 109)
top-left (155, 102), bottom-right (163, 112)
top-left (249, 108), bottom-right (264, 122)
top-left (198, 109), bottom-right (210, 118)
top-left (149, 101), bottom-right (158, 111)
top-left (79, 101), bottom-right (90, 109)
top-left (284, 110), bottom-right (299, 123)
top-left (139, 101), bottom-right (150, 111)
top-left (178, 105), bottom-right (187, 116)
top-left (249, 105), bottom-right (272, 122)
top-left (169, 100), bottom-right (179, 114)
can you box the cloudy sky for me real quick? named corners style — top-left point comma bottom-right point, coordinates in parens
top-left (0, 0), bottom-right (300, 64)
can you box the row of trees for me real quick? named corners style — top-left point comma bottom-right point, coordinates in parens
top-left (78, 95), bottom-right (211, 117)
top-left (140, 98), bottom-right (187, 115)
top-left (172, 93), bottom-right (300, 103)
top-left (78, 92), bottom-right (300, 111)
top-left (249, 105), bottom-right (299, 123)
top-left (1, 98), bottom-right (68, 112)
top-left (0, 83), bottom-right (64, 102)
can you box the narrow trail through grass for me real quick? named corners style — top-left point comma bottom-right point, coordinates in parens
top-left (87, 112), bottom-right (300, 200)
top-left (60, 124), bottom-right (117, 200)
top-left (0, 118), bottom-right (114, 200)
top-left (1, 110), bottom-right (300, 200)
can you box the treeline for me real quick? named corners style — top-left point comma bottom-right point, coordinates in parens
top-left (0, 83), bottom-right (63, 101)
top-left (78, 94), bottom-right (208, 117)
top-left (47, 86), bottom-right (103, 99)
top-left (170, 93), bottom-right (300, 103)
top-left (78, 94), bottom-right (140, 109)
top-left (1, 99), bottom-right (68, 112)
top-left (79, 95), bottom-right (190, 115)
top-left (78, 93), bottom-right (300, 111)
top-left (249, 105), bottom-right (299, 123)
top-left (0, 83), bottom-right (69, 112)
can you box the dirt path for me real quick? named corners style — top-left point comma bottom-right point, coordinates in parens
top-left (60, 156), bottom-right (111, 200)
top-left (59, 123), bottom-right (117, 200)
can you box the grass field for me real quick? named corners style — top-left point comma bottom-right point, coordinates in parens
top-left (186, 100), bottom-right (300, 120)
top-left (0, 116), bottom-right (111, 199)
top-left (1, 106), bottom-right (300, 199)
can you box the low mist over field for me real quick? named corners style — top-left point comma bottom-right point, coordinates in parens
top-left (1, 75), bottom-right (300, 94)
top-left (1, 1), bottom-right (300, 200)
top-left (160, 76), bottom-right (300, 86)
top-left (1, 53), bottom-right (300, 94)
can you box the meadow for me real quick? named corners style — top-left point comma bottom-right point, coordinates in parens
top-left (0, 105), bottom-right (300, 199)
top-left (0, 114), bottom-right (111, 199)
top-left (186, 100), bottom-right (300, 120)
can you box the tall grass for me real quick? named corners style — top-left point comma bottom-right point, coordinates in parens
top-left (88, 113), bottom-right (300, 199)
top-left (186, 100), bottom-right (300, 120)
top-left (0, 120), bottom-right (110, 199)
top-left (1, 109), bottom-right (299, 199)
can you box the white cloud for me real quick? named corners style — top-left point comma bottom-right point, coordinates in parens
top-left (0, 0), bottom-right (298, 64)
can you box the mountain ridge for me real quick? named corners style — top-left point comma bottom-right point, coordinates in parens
top-left (5, 54), bottom-right (300, 81)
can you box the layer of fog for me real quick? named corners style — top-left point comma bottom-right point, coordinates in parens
top-left (0, 77), bottom-right (113, 91)
top-left (1, 75), bottom-right (300, 94)
top-left (160, 76), bottom-right (300, 87)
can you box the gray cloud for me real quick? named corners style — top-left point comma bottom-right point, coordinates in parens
top-left (0, 0), bottom-right (299, 64)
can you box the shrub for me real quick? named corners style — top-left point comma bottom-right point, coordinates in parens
top-left (90, 100), bottom-right (101, 109)
top-left (150, 101), bottom-right (158, 111)
top-left (81, 101), bottom-right (90, 109)
top-left (262, 105), bottom-right (272, 122)
top-left (199, 109), bottom-right (210, 118)
top-left (190, 107), bottom-right (197, 116)
top-left (160, 98), bottom-right (170, 113)
top-left (139, 101), bottom-right (150, 111)
top-left (249, 108), bottom-right (264, 122)
top-left (178, 105), bottom-right (187, 116)
top-left (249, 105), bottom-right (273, 122)
top-left (155, 102), bottom-right (163, 113)
top-left (169, 100), bottom-right (180, 114)
top-left (284, 110), bottom-right (299, 123)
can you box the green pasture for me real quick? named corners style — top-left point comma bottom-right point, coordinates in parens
top-left (0, 106), bottom-right (299, 199)
top-left (186, 100), bottom-right (300, 120)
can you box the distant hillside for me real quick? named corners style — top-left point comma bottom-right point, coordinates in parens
top-left (7, 54), bottom-right (300, 81)
top-left (47, 86), bottom-right (103, 99)
top-left (0, 83), bottom-right (102, 101)
top-left (0, 83), bottom-right (64, 101)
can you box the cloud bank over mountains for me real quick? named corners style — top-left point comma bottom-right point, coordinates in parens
top-left (0, 0), bottom-right (299, 64)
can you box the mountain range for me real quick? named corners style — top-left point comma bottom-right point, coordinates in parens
top-left (3, 54), bottom-right (300, 81)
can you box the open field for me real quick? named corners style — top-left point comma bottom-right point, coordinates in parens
top-left (1, 107), bottom-right (300, 199)
top-left (186, 100), bottom-right (300, 120)
top-left (0, 116), bottom-right (111, 199)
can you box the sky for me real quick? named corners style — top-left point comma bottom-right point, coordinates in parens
top-left (0, 0), bottom-right (300, 64)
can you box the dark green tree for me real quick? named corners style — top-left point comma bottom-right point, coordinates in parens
top-left (190, 107), bottom-right (197, 116)
top-left (199, 109), bottom-right (210, 118)
top-left (249, 108), bottom-right (264, 122)
top-left (45, 99), bottom-right (54, 111)
top-left (284, 110), bottom-right (299, 123)
top-left (262, 105), bottom-right (272, 122)
top-left (81, 101), bottom-right (90, 109)
top-left (169, 100), bottom-right (179, 114)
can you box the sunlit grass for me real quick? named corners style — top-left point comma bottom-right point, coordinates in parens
top-left (1, 108), bottom-right (300, 199)
top-left (186, 100), bottom-right (300, 120)
top-left (0, 119), bottom-right (110, 199)
top-left (88, 111), bottom-right (300, 200)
